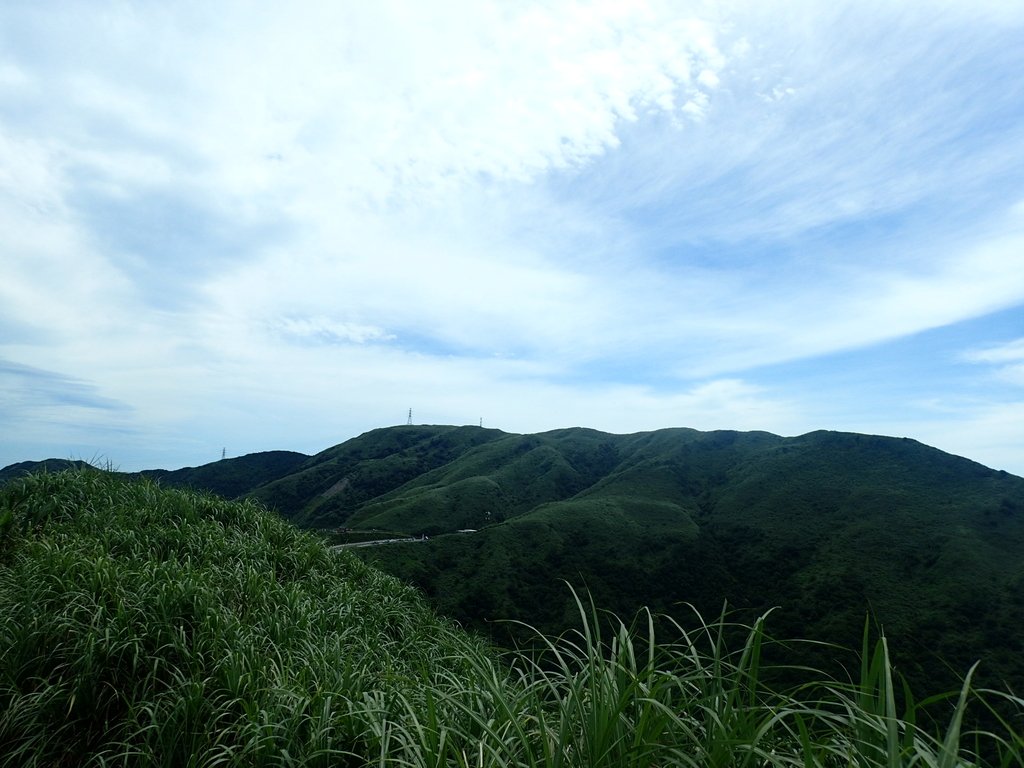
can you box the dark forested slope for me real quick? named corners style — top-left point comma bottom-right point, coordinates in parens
top-left (339, 426), bottom-right (1024, 700)
top-left (136, 449), bottom-right (309, 499)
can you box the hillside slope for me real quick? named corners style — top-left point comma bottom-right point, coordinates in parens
top-left (136, 449), bottom-right (309, 498)
top-left (4, 425), bottom-right (1022, 707)
top-left (1, 469), bottom-right (1020, 767)
top-left (0, 452), bottom-right (310, 499)
top-left (339, 426), bottom-right (1024, 700)
top-left (0, 469), bottom-right (493, 765)
top-left (247, 424), bottom-right (508, 527)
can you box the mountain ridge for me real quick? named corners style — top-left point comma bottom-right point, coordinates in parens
top-left (5, 425), bottom-right (1014, 503)
top-left (4, 423), bottom-right (1022, 703)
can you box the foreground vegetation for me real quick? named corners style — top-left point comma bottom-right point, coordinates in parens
top-left (0, 470), bottom-right (1021, 766)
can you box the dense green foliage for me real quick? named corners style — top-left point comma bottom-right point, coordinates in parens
top-left (136, 450), bottom-right (309, 499)
top-left (1, 470), bottom-right (1021, 766)
top-left (248, 425), bottom-right (507, 528)
top-left (0, 470), bottom-right (493, 765)
top-left (322, 427), bottom-right (1024, 704)
top-left (8, 428), bottom-right (1024, 708)
top-left (0, 452), bottom-right (311, 500)
top-left (8, 425), bottom-right (1022, 717)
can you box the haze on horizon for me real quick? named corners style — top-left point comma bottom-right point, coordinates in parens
top-left (2, 1), bottom-right (1023, 475)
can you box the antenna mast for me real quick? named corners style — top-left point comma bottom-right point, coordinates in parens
top-left (407, 408), bottom-right (413, 426)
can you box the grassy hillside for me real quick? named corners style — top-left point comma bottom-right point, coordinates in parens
top-left (1, 469), bottom-right (1021, 766)
top-left (0, 469), bottom-right (490, 765)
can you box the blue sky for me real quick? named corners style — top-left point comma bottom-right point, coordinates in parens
top-left (2, 1), bottom-right (1024, 475)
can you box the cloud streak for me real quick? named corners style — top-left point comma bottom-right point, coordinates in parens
top-left (963, 337), bottom-right (1024, 387)
top-left (0, 360), bottom-right (129, 412)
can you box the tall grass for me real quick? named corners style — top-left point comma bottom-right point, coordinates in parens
top-left (0, 469), bottom-right (1019, 766)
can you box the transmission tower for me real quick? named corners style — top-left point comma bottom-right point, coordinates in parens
top-left (407, 408), bottom-right (412, 425)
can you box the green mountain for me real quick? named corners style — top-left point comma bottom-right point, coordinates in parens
top-left (136, 449), bottom-right (309, 499)
top-left (0, 458), bottom-right (94, 483)
top-left (235, 425), bottom-right (1024, 701)
top-left (4, 469), bottom-right (1019, 766)
top-left (0, 451), bottom-right (309, 498)
top-left (4, 425), bottom-right (1023, 704)
top-left (246, 425), bottom-right (508, 528)
top-left (359, 429), bottom-right (1023, 691)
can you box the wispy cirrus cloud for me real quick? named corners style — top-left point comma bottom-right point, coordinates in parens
top-left (0, 359), bottom-right (135, 462)
top-left (275, 316), bottom-right (395, 346)
top-left (963, 338), bottom-right (1024, 386)
top-left (963, 338), bottom-right (1024, 366)
top-left (0, 359), bottom-right (129, 412)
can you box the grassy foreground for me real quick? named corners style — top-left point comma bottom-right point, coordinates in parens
top-left (0, 470), bottom-right (1020, 767)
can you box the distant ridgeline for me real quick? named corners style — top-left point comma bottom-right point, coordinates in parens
top-left (6, 424), bottom-right (1024, 701)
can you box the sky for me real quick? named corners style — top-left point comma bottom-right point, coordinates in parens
top-left (2, 1), bottom-right (1024, 476)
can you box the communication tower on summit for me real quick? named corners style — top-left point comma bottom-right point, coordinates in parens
top-left (407, 408), bottom-right (412, 426)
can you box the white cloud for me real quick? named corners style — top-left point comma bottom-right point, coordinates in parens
top-left (568, 1), bottom-right (1024, 248)
top-left (2, 0), bottom-right (1024, 476)
top-left (0, 136), bottom-right (139, 346)
top-left (995, 366), bottom-right (1024, 387)
top-left (1, 0), bottom-right (728, 357)
top-left (812, 234), bottom-right (1024, 352)
top-left (153, 1), bottom-right (726, 207)
top-left (962, 337), bottom-right (1024, 387)
top-left (963, 338), bottom-right (1024, 365)
top-left (275, 316), bottom-right (395, 345)
top-left (887, 401), bottom-right (1024, 477)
